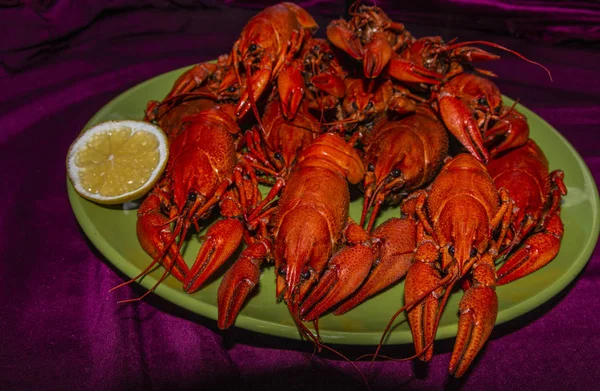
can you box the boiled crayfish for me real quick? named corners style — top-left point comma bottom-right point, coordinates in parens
top-left (113, 105), bottom-right (247, 300)
top-left (488, 138), bottom-right (567, 285)
top-left (360, 105), bottom-right (449, 231)
top-left (400, 153), bottom-right (514, 377)
top-left (108, 1), bottom-right (567, 382)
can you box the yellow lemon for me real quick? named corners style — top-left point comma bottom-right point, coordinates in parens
top-left (67, 120), bottom-right (169, 204)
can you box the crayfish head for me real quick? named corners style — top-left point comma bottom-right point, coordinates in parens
top-left (275, 260), bottom-right (319, 307)
top-left (437, 197), bottom-right (490, 273)
top-left (217, 69), bottom-right (243, 101)
top-left (446, 73), bottom-right (502, 114)
top-left (274, 206), bottom-right (333, 306)
top-left (235, 21), bottom-right (273, 68)
top-left (268, 134), bottom-right (312, 176)
top-left (342, 78), bottom-right (378, 123)
top-left (263, 102), bottom-right (318, 174)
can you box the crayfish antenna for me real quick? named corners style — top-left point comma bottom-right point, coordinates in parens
top-left (287, 304), bottom-right (372, 391)
top-left (109, 216), bottom-right (184, 295)
top-left (365, 201), bottom-right (382, 233)
top-left (311, 319), bottom-right (323, 357)
top-left (110, 202), bottom-right (200, 303)
top-left (364, 177), bottom-right (405, 232)
top-left (370, 272), bottom-right (454, 362)
top-left (356, 338), bottom-right (436, 362)
top-left (444, 40), bottom-right (553, 81)
top-left (114, 263), bottom-right (174, 304)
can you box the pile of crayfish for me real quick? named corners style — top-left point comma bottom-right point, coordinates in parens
top-left (114, 1), bottom-right (567, 379)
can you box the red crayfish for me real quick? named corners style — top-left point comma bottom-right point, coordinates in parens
top-left (106, 1), bottom-right (568, 383)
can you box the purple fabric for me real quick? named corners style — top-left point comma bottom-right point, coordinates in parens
top-left (2, 1), bottom-right (600, 390)
top-left (2, 0), bottom-right (600, 71)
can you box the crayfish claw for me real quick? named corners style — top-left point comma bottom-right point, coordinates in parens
top-left (497, 213), bottom-right (563, 285)
top-left (136, 192), bottom-right (189, 282)
top-left (236, 68), bottom-right (272, 119)
top-left (386, 56), bottom-right (443, 85)
top-left (438, 93), bottom-right (490, 163)
top-left (484, 107), bottom-right (529, 158)
top-left (217, 241), bottom-right (269, 329)
top-left (326, 19), bottom-right (364, 60)
top-left (335, 217), bottom-right (417, 315)
top-left (300, 242), bottom-right (377, 321)
top-left (450, 253), bottom-right (498, 377)
top-left (363, 31), bottom-right (393, 78)
top-left (278, 60), bottom-right (305, 120)
top-left (310, 72), bottom-right (346, 99)
top-left (184, 218), bottom-right (244, 294)
top-left (405, 259), bottom-right (444, 362)
top-left (449, 285), bottom-right (498, 377)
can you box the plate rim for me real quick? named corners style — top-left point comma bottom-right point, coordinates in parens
top-left (67, 65), bottom-right (600, 345)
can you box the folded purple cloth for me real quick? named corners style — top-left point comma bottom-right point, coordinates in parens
top-left (226, 0), bottom-right (600, 42)
top-left (380, 0), bottom-right (600, 43)
top-left (2, 1), bottom-right (600, 71)
top-left (1, 2), bottom-right (599, 390)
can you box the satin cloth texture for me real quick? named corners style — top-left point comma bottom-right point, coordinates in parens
top-left (1, 2), bottom-right (599, 390)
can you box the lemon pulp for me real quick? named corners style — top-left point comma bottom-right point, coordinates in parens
top-left (67, 120), bottom-right (168, 204)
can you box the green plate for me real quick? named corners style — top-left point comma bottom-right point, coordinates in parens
top-left (67, 66), bottom-right (600, 345)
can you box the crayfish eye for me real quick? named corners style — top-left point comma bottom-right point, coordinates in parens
top-left (477, 97), bottom-right (489, 107)
top-left (274, 152), bottom-right (283, 161)
top-left (277, 265), bottom-right (287, 276)
top-left (366, 101), bottom-right (374, 110)
top-left (187, 193), bottom-right (197, 202)
top-left (352, 101), bottom-right (359, 111)
top-left (470, 247), bottom-right (478, 258)
top-left (391, 169), bottom-right (401, 178)
top-left (368, 162), bottom-right (375, 171)
top-left (228, 86), bottom-right (237, 93)
top-left (327, 53), bottom-right (334, 60)
top-left (448, 244), bottom-right (455, 257)
top-left (248, 43), bottom-right (258, 52)
top-left (300, 269), bottom-right (311, 280)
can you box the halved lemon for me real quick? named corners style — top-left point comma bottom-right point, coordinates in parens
top-left (67, 120), bottom-right (169, 204)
